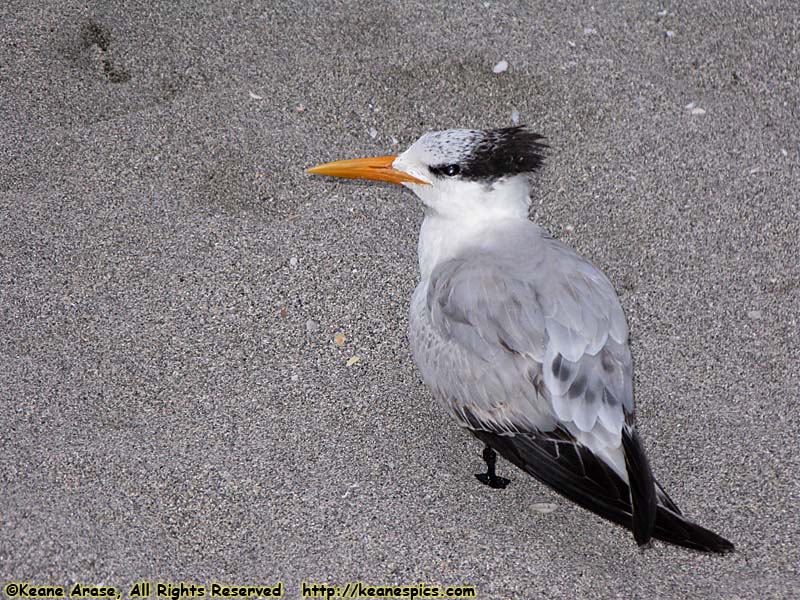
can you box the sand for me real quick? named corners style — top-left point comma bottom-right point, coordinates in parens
top-left (1, 1), bottom-right (798, 598)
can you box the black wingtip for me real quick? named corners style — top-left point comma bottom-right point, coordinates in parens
top-left (654, 505), bottom-right (735, 554)
top-left (714, 538), bottom-right (736, 554)
top-left (622, 427), bottom-right (657, 546)
top-left (471, 428), bottom-right (734, 554)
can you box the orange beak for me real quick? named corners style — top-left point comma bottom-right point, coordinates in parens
top-left (305, 155), bottom-right (429, 186)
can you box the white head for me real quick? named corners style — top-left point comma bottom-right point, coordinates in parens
top-left (392, 127), bottom-right (547, 220)
top-left (307, 126), bottom-right (547, 222)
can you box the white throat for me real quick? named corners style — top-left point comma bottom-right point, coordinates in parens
top-left (415, 178), bottom-right (532, 280)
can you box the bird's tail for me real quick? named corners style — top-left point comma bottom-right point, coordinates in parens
top-left (621, 427), bottom-right (657, 546)
top-left (652, 505), bottom-right (734, 552)
top-left (621, 428), bottom-right (733, 553)
top-left (622, 427), bottom-right (733, 553)
top-left (651, 481), bottom-right (734, 553)
top-left (472, 428), bottom-right (734, 553)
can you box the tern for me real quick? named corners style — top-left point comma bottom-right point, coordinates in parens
top-left (307, 126), bottom-right (734, 553)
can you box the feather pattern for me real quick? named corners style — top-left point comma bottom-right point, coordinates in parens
top-left (309, 124), bottom-right (733, 552)
top-left (409, 219), bottom-right (732, 552)
top-left (413, 224), bottom-right (630, 455)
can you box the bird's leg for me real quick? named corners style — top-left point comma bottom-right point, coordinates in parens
top-left (475, 445), bottom-right (510, 489)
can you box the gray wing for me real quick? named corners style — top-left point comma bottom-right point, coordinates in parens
top-left (409, 239), bottom-right (660, 542)
top-left (409, 237), bottom-right (733, 552)
top-left (412, 240), bottom-right (632, 466)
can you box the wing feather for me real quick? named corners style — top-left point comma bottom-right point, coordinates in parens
top-left (417, 240), bottom-right (632, 445)
top-left (406, 212), bottom-right (733, 551)
top-left (409, 235), bottom-right (658, 543)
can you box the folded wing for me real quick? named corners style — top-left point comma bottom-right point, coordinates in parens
top-left (416, 241), bottom-right (654, 546)
top-left (411, 239), bottom-right (732, 552)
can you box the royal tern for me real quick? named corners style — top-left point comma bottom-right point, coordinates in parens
top-left (307, 126), bottom-right (734, 553)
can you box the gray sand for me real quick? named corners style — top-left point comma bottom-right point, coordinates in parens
top-left (1, 1), bottom-right (798, 598)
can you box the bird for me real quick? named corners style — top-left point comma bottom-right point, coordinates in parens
top-left (306, 126), bottom-right (734, 553)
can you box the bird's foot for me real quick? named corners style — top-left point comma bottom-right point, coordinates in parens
top-left (476, 445), bottom-right (510, 488)
top-left (475, 473), bottom-right (511, 489)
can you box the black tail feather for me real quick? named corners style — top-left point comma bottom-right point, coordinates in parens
top-left (472, 429), bottom-right (734, 553)
top-left (654, 478), bottom-right (682, 515)
top-left (654, 505), bottom-right (735, 553)
top-left (621, 427), bottom-right (657, 546)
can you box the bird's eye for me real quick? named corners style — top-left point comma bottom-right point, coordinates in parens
top-left (430, 164), bottom-right (461, 177)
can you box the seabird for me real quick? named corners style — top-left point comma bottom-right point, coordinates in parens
top-left (306, 126), bottom-right (734, 553)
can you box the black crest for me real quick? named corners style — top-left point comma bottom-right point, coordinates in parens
top-left (460, 126), bottom-right (547, 181)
